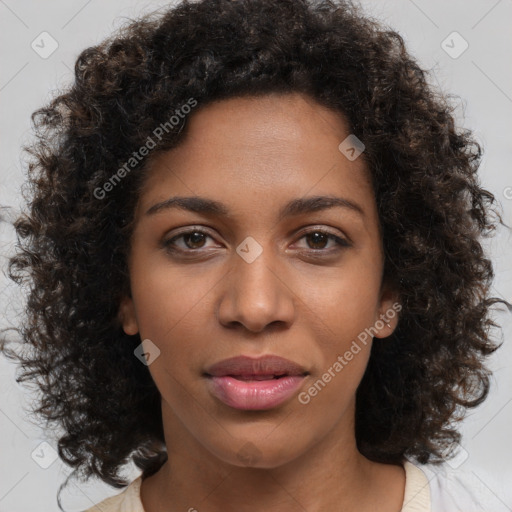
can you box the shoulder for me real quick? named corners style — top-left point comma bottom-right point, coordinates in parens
top-left (407, 459), bottom-right (511, 512)
top-left (82, 477), bottom-right (144, 512)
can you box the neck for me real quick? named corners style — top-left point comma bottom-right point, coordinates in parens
top-left (140, 400), bottom-right (405, 512)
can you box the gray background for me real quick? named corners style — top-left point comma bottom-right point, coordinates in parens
top-left (1, 0), bottom-right (511, 511)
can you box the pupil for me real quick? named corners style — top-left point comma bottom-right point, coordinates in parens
top-left (308, 232), bottom-right (327, 249)
top-left (186, 232), bottom-right (205, 248)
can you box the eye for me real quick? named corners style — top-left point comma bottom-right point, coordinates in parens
top-left (163, 228), bottom-right (218, 253)
top-left (294, 229), bottom-right (350, 251)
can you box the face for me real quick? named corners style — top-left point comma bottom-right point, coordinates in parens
top-left (119, 92), bottom-right (399, 469)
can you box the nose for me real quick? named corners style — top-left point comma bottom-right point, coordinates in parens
top-left (217, 244), bottom-right (295, 333)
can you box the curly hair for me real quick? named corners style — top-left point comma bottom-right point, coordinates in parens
top-left (1, 0), bottom-right (509, 495)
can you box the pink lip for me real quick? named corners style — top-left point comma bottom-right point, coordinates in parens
top-left (204, 355), bottom-right (308, 410)
top-left (205, 354), bottom-right (307, 377)
top-left (206, 375), bottom-right (306, 410)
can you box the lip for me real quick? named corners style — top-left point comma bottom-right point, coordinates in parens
top-left (204, 355), bottom-right (309, 410)
top-left (204, 355), bottom-right (308, 377)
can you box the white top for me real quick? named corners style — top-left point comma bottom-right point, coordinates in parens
top-left (83, 460), bottom-right (511, 511)
top-left (417, 461), bottom-right (512, 511)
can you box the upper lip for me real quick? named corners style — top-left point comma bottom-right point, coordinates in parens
top-left (204, 355), bottom-right (308, 377)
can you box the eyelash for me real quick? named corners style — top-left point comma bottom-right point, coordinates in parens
top-left (162, 227), bottom-right (351, 255)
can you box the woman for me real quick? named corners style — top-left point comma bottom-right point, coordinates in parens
top-left (2, 0), bottom-right (509, 510)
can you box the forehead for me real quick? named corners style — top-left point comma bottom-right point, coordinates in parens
top-left (136, 92), bottom-right (375, 223)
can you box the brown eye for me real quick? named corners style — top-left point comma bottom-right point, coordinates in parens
top-left (304, 231), bottom-right (330, 250)
top-left (181, 231), bottom-right (208, 249)
top-left (296, 229), bottom-right (350, 251)
top-left (163, 229), bottom-right (217, 252)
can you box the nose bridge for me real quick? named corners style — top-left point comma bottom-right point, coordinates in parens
top-left (218, 236), bottom-right (295, 331)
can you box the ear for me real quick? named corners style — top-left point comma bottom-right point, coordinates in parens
top-left (373, 283), bottom-right (401, 339)
top-left (118, 296), bottom-right (139, 335)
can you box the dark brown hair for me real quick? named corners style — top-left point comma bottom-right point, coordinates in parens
top-left (1, 0), bottom-right (509, 496)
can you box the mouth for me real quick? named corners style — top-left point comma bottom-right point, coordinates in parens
top-left (203, 355), bottom-right (309, 410)
top-left (204, 354), bottom-right (308, 378)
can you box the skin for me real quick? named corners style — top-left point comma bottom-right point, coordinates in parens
top-left (119, 92), bottom-right (405, 512)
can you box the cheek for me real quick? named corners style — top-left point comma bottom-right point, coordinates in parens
top-left (296, 296), bottom-right (373, 427)
top-left (292, 254), bottom-right (380, 395)
top-left (130, 257), bottom-right (217, 339)
top-left (298, 258), bottom-right (382, 338)
top-left (129, 258), bottom-right (222, 392)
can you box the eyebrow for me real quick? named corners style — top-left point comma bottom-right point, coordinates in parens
top-left (145, 194), bottom-right (365, 220)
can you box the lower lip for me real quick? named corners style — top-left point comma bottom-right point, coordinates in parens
top-left (206, 375), bottom-right (306, 410)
